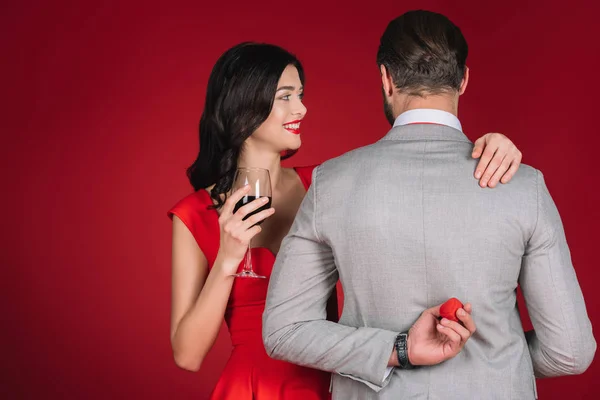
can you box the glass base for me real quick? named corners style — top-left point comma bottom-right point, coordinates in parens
top-left (233, 270), bottom-right (266, 279)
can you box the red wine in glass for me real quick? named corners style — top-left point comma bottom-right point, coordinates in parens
top-left (233, 196), bottom-right (273, 226)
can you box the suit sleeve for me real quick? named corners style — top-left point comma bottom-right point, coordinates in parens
top-left (263, 167), bottom-right (399, 391)
top-left (520, 170), bottom-right (596, 377)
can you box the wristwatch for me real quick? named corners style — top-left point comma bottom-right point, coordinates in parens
top-left (395, 332), bottom-right (414, 369)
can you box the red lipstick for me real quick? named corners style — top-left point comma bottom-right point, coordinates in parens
top-left (283, 119), bottom-right (302, 135)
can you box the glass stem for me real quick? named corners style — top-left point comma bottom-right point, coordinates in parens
top-left (243, 240), bottom-right (252, 272)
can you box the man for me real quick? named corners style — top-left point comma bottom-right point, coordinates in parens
top-left (263, 10), bottom-right (596, 399)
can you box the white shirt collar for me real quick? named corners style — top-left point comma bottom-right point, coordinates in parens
top-left (393, 109), bottom-right (463, 132)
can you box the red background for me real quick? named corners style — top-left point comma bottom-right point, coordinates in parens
top-left (2, 0), bottom-right (599, 398)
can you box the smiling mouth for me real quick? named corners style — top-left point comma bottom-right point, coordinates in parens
top-left (283, 120), bottom-right (301, 134)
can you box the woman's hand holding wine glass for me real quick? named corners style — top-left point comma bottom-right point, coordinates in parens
top-left (215, 168), bottom-right (274, 278)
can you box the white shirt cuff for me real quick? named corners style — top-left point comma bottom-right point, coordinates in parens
top-left (383, 366), bottom-right (393, 380)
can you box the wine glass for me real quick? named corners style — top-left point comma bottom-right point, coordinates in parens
top-left (231, 167), bottom-right (272, 278)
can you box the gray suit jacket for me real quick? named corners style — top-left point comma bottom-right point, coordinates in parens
top-left (263, 124), bottom-right (596, 399)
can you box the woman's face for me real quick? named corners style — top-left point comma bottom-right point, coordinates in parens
top-left (246, 65), bottom-right (307, 154)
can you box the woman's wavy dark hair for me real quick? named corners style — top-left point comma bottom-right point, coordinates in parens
top-left (186, 42), bottom-right (304, 209)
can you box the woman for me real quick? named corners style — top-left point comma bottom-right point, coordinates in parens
top-left (168, 42), bottom-right (522, 399)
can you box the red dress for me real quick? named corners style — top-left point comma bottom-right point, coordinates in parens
top-left (168, 166), bottom-right (331, 400)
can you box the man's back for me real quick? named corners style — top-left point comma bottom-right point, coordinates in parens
top-left (314, 124), bottom-right (594, 399)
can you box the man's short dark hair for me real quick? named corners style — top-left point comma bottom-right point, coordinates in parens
top-left (377, 10), bottom-right (468, 96)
